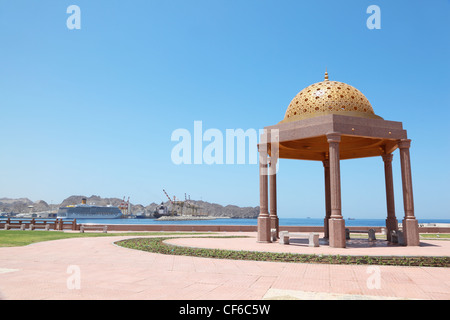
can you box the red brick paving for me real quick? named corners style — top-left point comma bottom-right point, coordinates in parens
top-left (0, 233), bottom-right (449, 300)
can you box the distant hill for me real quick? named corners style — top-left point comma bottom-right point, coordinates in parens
top-left (0, 195), bottom-right (259, 219)
top-left (187, 200), bottom-right (259, 219)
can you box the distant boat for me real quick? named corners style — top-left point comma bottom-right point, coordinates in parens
top-left (348, 218), bottom-right (356, 220)
top-left (133, 211), bottom-right (147, 219)
top-left (153, 202), bottom-right (174, 218)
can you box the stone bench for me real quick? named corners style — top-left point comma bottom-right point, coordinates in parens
top-left (345, 228), bottom-right (376, 241)
top-left (270, 229), bottom-right (278, 241)
top-left (80, 225), bottom-right (108, 233)
top-left (4, 224), bottom-right (26, 230)
top-left (390, 230), bottom-right (405, 245)
top-left (279, 231), bottom-right (320, 247)
top-left (29, 224), bottom-right (50, 231)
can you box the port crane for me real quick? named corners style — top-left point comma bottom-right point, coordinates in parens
top-left (162, 189), bottom-right (184, 216)
top-left (118, 196), bottom-right (131, 217)
top-left (184, 193), bottom-right (200, 216)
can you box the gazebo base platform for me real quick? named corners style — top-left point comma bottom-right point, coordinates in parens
top-left (329, 218), bottom-right (346, 248)
top-left (403, 218), bottom-right (420, 246)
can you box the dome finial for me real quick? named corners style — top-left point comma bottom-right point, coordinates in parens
top-left (324, 68), bottom-right (329, 81)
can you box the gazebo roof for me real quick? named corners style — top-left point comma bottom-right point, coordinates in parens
top-left (261, 72), bottom-right (408, 161)
top-left (264, 114), bottom-right (407, 161)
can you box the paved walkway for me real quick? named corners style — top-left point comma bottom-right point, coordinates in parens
top-left (0, 233), bottom-right (449, 300)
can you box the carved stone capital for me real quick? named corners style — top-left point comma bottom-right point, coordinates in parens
top-left (381, 153), bottom-right (393, 163)
top-left (397, 139), bottom-right (411, 149)
top-left (326, 132), bottom-right (341, 143)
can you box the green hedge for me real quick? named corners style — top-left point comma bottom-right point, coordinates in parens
top-left (115, 236), bottom-right (450, 268)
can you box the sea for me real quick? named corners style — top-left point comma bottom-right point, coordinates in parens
top-left (73, 217), bottom-right (450, 226)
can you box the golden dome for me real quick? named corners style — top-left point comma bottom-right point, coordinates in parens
top-left (281, 72), bottom-right (383, 123)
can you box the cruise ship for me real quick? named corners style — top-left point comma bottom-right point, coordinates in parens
top-left (57, 198), bottom-right (122, 219)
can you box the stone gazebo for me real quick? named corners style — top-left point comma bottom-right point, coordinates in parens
top-left (257, 72), bottom-right (420, 248)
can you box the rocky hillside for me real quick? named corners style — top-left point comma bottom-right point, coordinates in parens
top-left (187, 200), bottom-right (259, 218)
top-left (0, 196), bottom-right (259, 219)
top-left (0, 198), bottom-right (51, 214)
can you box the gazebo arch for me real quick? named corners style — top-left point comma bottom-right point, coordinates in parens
top-left (257, 72), bottom-right (420, 248)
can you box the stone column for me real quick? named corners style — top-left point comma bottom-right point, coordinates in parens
top-left (382, 154), bottom-right (398, 242)
top-left (269, 157), bottom-right (279, 238)
top-left (398, 139), bottom-right (419, 246)
top-left (257, 143), bottom-right (271, 243)
top-left (327, 133), bottom-right (346, 248)
top-left (322, 159), bottom-right (331, 239)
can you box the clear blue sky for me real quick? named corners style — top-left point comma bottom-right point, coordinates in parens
top-left (0, 0), bottom-right (449, 219)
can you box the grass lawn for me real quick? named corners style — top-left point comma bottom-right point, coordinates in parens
top-left (0, 230), bottom-right (206, 247)
top-left (420, 234), bottom-right (450, 239)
